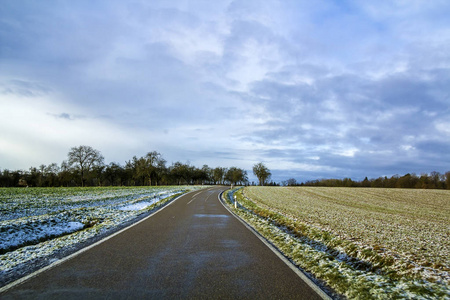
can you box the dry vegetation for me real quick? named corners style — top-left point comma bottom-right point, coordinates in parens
top-left (225, 186), bottom-right (450, 298)
top-left (0, 186), bottom-right (200, 286)
top-left (244, 187), bottom-right (449, 272)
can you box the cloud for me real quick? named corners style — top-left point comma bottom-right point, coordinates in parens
top-left (0, 79), bottom-right (51, 97)
top-left (236, 57), bottom-right (450, 178)
top-left (48, 113), bottom-right (85, 121)
top-left (56, 113), bottom-right (73, 120)
top-left (0, 80), bottom-right (146, 169)
top-left (1, 0), bottom-right (449, 181)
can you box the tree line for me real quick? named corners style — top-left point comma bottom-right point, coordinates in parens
top-left (0, 145), bottom-right (249, 187)
top-left (2, 145), bottom-right (448, 189)
top-left (283, 171), bottom-right (450, 189)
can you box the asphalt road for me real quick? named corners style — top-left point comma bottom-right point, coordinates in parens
top-left (1, 186), bottom-right (325, 299)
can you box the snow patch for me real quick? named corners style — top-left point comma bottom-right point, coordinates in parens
top-left (118, 201), bottom-right (155, 211)
top-left (0, 186), bottom-right (205, 279)
top-left (1, 221), bottom-right (84, 251)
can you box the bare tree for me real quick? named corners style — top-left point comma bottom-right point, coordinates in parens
top-left (145, 151), bottom-right (166, 186)
top-left (252, 162), bottom-right (271, 186)
top-left (213, 167), bottom-right (227, 185)
top-left (446, 171), bottom-right (450, 190)
top-left (286, 178), bottom-right (297, 186)
top-left (225, 167), bottom-right (248, 186)
top-left (68, 145), bottom-right (104, 187)
top-left (170, 161), bottom-right (190, 185)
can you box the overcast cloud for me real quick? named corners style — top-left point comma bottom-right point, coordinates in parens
top-left (1, 0), bottom-right (449, 182)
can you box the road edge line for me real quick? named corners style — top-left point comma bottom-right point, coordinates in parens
top-left (0, 189), bottom-right (199, 294)
top-left (218, 191), bottom-right (332, 300)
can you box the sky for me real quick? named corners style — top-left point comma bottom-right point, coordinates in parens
top-left (1, 0), bottom-right (450, 183)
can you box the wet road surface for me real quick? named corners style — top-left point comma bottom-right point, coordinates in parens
top-left (1, 187), bottom-right (324, 299)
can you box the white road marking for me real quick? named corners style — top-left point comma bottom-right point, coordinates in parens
top-left (217, 191), bottom-right (331, 300)
top-left (205, 193), bottom-right (212, 202)
top-left (187, 191), bottom-right (206, 205)
top-left (187, 197), bottom-right (197, 205)
top-left (0, 192), bottom-right (189, 294)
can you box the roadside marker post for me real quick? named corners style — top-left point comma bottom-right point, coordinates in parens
top-left (234, 195), bottom-right (237, 209)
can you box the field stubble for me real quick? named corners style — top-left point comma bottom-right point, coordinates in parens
top-left (232, 186), bottom-right (449, 298)
top-left (0, 186), bottom-right (202, 287)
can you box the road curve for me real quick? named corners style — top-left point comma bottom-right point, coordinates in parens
top-left (1, 186), bottom-right (325, 299)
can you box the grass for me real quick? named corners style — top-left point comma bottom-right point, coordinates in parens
top-left (223, 187), bottom-right (450, 299)
top-left (0, 186), bottom-right (201, 284)
top-left (243, 187), bottom-right (449, 274)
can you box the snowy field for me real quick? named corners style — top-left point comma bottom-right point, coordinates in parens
top-left (0, 186), bottom-right (203, 285)
top-left (225, 187), bottom-right (450, 299)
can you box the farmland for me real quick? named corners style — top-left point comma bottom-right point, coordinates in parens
top-left (225, 186), bottom-right (450, 299)
top-left (0, 186), bottom-right (203, 286)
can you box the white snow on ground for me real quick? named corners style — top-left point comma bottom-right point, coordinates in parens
top-left (224, 188), bottom-right (450, 299)
top-left (1, 221), bottom-right (84, 251)
top-left (0, 186), bottom-right (205, 281)
top-left (117, 192), bottom-right (179, 211)
top-left (118, 201), bottom-right (155, 211)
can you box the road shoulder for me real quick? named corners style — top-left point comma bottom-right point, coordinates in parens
top-left (218, 189), bottom-right (334, 300)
